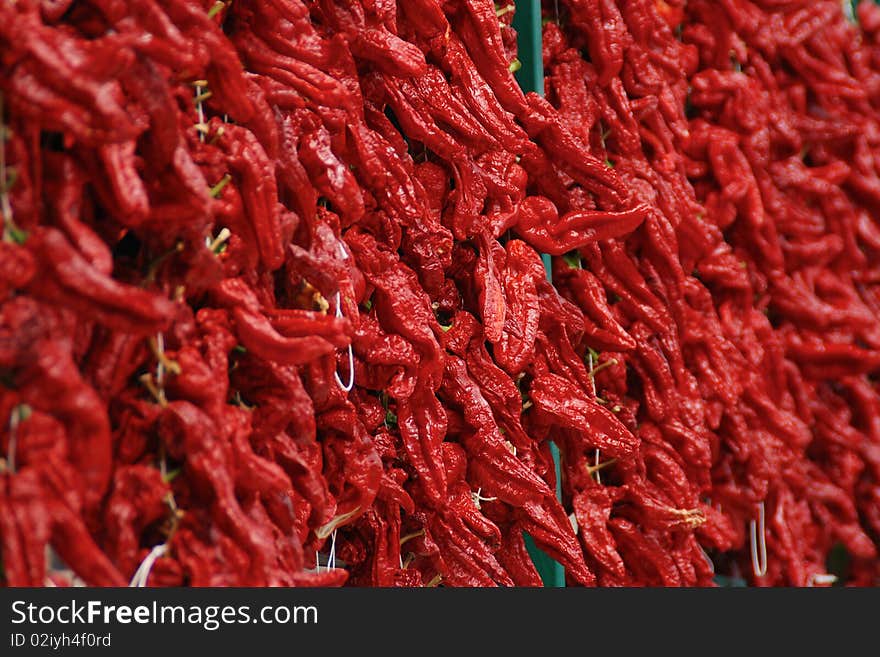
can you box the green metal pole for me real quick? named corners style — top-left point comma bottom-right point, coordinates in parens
top-left (513, 0), bottom-right (566, 588)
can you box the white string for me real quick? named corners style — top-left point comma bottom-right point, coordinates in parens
top-left (749, 502), bottom-right (767, 578)
top-left (470, 487), bottom-right (498, 510)
top-left (129, 544), bottom-right (168, 587)
top-left (328, 529), bottom-right (338, 570)
top-left (314, 534), bottom-right (339, 573)
top-left (333, 241), bottom-right (355, 393)
top-left (806, 573), bottom-right (837, 587)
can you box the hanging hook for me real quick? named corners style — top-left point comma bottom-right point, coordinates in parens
top-left (749, 502), bottom-right (767, 578)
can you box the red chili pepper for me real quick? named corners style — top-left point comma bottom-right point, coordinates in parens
top-left (0, 242), bottom-right (35, 298)
top-left (531, 373), bottom-right (638, 460)
top-left (443, 356), bottom-right (548, 506)
top-left (517, 195), bottom-right (651, 255)
top-left (452, 0), bottom-right (528, 117)
top-left (103, 465), bottom-right (170, 576)
top-left (232, 307), bottom-right (341, 366)
top-left (216, 122), bottom-right (285, 271)
top-left (473, 231), bottom-right (506, 343)
top-left (15, 340), bottom-right (113, 514)
top-left (518, 499), bottom-right (596, 586)
top-left (26, 228), bottom-right (175, 335)
top-left (564, 0), bottom-right (627, 86)
top-left (493, 240), bottom-right (545, 375)
top-left (397, 388), bottom-right (448, 506)
top-left (296, 113), bottom-right (364, 224)
top-left (495, 522), bottom-right (544, 587)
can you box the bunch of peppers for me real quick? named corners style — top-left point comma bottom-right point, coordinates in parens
top-left (0, 0), bottom-right (877, 587)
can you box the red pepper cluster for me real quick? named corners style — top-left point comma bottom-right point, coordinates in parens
top-left (543, 0), bottom-right (880, 585)
top-left (0, 0), bottom-right (878, 587)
